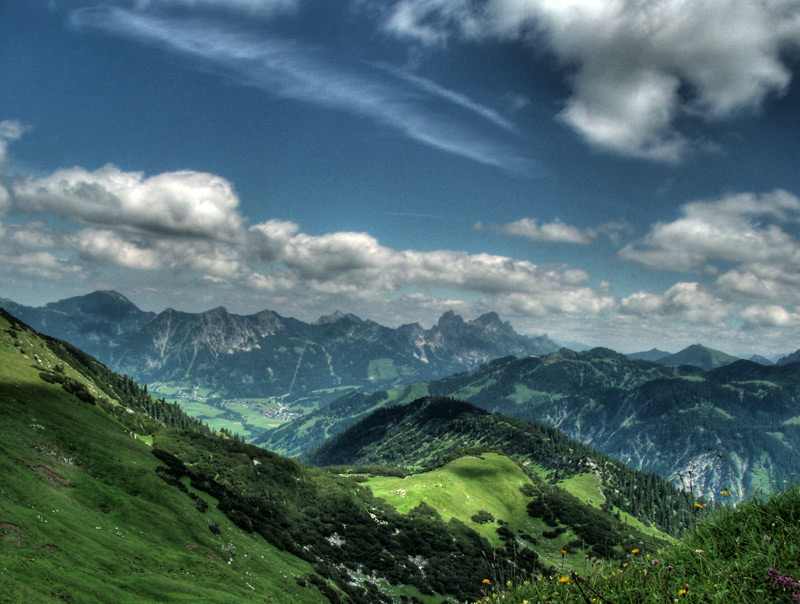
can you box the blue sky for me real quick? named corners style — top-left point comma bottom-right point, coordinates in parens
top-left (2, 0), bottom-right (800, 356)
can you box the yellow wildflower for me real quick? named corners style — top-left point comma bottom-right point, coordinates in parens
top-left (561, 549), bottom-right (567, 556)
top-left (721, 490), bottom-right (730, 496)
top-left (695, 503), bottom-right (704, 509)
top-left (482, 579), bottom-right (490, 585)
top-left (559, 576), bottom-right (569, 583)
top-left (632, 549), bottom-right (640, 554)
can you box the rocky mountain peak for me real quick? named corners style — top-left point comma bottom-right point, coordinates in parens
top-left (315, 310), bottom-right (364, 325)
top-left (202, 306), bottom-right (229, 316)
top-left (777, 350), bottom-right (800, 366)
top-left (436, 310), bottom-right (465, 328)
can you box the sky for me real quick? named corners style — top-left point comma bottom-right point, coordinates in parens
top-left (1, 0), bottom-right (800, 357)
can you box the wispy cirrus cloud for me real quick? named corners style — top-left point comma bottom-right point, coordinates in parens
top-left (69, 6), bottom-right (532, 173)
top-left (134, 0), bottom-right (299, 15)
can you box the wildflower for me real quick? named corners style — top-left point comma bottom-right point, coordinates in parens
top-left (559, 577), bottom-right (569, 583)
top-left (678, 589), bottom-right (687, 596)
top-left (651, 558), bottom-right (660, 565)
top-left (632, 549), bottom-right (640, 554)
top-left (506, 580), bottom-right (513, 589)
top-left (561, 549), bottom-right (567, 556)
top-left (720, 490), bottom-right (730, 496)
top-left (482, 579), bottom-right (491, 585)
top-left (694, 503), bottom-right (704, 509)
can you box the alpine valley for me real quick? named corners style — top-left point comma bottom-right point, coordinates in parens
top-left (0, 307), bottom-right (679, 602)
top-left (271, 349), bottom-right (800, 500)
top-left (0, 291), bottom-right (557, 421)
top-left (2, 297), bottom-right (800, 602)
top-left (3, 290), bottom-right (800, 502)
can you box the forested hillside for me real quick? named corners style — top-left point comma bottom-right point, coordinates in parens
top-left (303, 396), bottom-right (694, 537)
top-left (3, 309), bottom-right (618, 603)
top-left (264, 348), bottom-right (800, 499)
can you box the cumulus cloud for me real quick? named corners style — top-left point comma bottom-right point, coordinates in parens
top-left (13, 164), bottom-right (246, 241)
top-left (4, 159), bottom-right (613, 319)
top-left (248, 218), bottom-right (614, 314)
top-left (620, 282), bottom-right (731, 324)
top-left (740, 304), bottom-right (800, 328)
top-left (619, 190), bottom-right (800, 306)
top-left (379, 0), bottom-right (800, 160)
top-left (476, 217), bottom-right (592, 244)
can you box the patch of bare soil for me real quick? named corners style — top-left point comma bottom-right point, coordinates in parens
top-left (0, 522), bottom-right (22, 547)
top-left (32, 465), bottom-right (75, 487)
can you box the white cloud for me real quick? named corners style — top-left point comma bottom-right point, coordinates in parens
top-left (63, 227), bottom-right (248, 278)
top-left (0, 250), bottom-right (85, 280)
top-left (0, 120), bottom-right (28, 165)
top-left (247, 218), bottom-right (616, 315)
top-left (5, 159), bottom-right (613, 320)
top-left (619, 190), bottom-right (800, 273)
top-left (740, 304), bottom-right (800, 328)
top-left (70, 6), bottom-right (531, 173)
top-left (620, 281), bottom-right (730, 323)
top-left (13, 164), bottom-right (246, 241)
top-left (619, 190), bottom-right (800, 313)
top-left (477, 217), bottom-right (592, 244)
top-left (477, 217), bottom-right (631, 245)
top-left (379, 0), bottom-right (800, 160)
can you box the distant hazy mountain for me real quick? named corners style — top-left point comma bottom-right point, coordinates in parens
top-left (777, 350), bottom-right (800, 366)
top-left (748, 354), bottom-right (774, 366)
top-left (267, 348), bottom-right (800, 500)
top-left (657, 344), bottom-right (740, 369)
top-left (627, 348), bottom-right (671, 362)
top-left (0, 290), bottom-right (155, 360)
top-left (0, 291), bottom-right (558, 408)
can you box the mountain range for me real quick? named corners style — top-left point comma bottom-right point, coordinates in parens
top-left (265, 348), bottom-right (800, 500)
top-left (0, 291), bottom-right (558, 410)
top-left (0, 308), bottom-right (677, 602)
top-left (4, 291), bottom-right (799, 502)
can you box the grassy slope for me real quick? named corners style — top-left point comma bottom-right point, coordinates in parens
top-left (368, 454), bottom-right (538, 546)
top-left (477, 486), bottom-right (800, 603)
top-left (0, 314), bottom-right (330, 603)
top-left (366, 453), bottom-right (664, 570)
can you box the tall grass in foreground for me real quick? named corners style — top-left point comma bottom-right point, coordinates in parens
top-left (473, 485), bottom-right (800, 603)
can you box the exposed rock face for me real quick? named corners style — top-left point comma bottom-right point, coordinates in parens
top-left (0, 291), bottom-right (558, 403)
